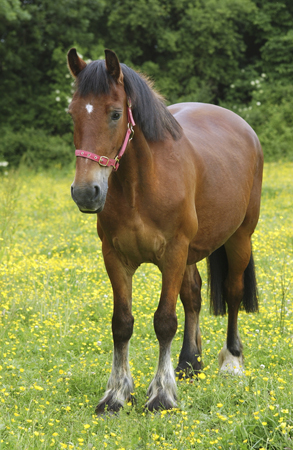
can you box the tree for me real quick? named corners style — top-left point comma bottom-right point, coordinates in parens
top-left (0, 0), bottom-right (105, 135)
top-left (0, 0), bottom-right (30, 21)
top-left (102, 0), bottom-right (256, 104)
top-left (0, 0), bottom-right (293, 165)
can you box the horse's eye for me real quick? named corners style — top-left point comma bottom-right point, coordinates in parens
top-left (111, 112), bottom-right (121, 121)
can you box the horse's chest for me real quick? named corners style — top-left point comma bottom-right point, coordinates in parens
top-left (110, 222), bottom-right (166, 266)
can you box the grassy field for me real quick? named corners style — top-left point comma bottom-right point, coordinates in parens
top-left (0, 162), bottom-right (292, 450)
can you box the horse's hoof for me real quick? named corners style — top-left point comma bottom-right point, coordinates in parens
top-left (175, 361), bottom-right (201, 380)
top-left (175, 368), bottom-right (191, 380)
top-left (95, 392), bottom-right (136, 415)
top-left (95, 398), bottom-right (123, 415)
top-left (219, 364), bottom-right (245, 376)
top-left (218, 346), bottom-right (244, 376)
top-left (145, 393), bottom-right (177, 412)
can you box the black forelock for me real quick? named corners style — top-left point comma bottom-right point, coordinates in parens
top-left (75, 59), bottom-right (182, 142)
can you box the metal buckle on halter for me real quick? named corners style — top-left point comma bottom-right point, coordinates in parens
top-left (98, 156), bottom-right (109, 167)
top-left (113, 156), bottom-right (120, 171)
top-left (128, 123), bottom-right (135, 141)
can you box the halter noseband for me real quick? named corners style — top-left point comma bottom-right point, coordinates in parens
top-left (75, 98), bottom-right (135, 171)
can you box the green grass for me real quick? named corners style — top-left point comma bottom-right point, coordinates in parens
top-left (0, 163), bottom-right (292, 450)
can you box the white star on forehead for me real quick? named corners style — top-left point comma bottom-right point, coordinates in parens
top-left (86, 104), bottom-right (93, 113)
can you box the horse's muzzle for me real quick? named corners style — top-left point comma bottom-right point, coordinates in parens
top-left (71, 182), bottom-right (108, 213)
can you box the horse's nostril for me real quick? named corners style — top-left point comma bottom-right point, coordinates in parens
top-left (93, 184), bottom-right (100, 201)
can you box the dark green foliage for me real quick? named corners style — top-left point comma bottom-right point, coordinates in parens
top-left (0, 0), bottom-right (292, 166)
top-left (0, 128), bottom-right (74, 169)
top-left (104, 0), bottom-right (256, 104)
top-left (232, 81), bottom-right (293, 161)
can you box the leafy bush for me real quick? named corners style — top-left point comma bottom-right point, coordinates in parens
top-left (1, 0), bottom-right (293, 163)
top-left (255, 102), bottom-right (293, 161)
top-left (0, 128), bottom-right (74, 169)
top-left (231, 80), bottom-right (293, 161)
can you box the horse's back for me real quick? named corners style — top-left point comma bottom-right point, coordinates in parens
top-left (168, 102), bottom-right (263, 187)
top-left (169, 102), bottom-right (262, 162)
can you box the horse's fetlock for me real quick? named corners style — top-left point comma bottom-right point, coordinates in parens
top-left (228, 347), bottom-right (241, 357)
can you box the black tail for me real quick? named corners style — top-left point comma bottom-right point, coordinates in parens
top-left (207, 245), bottom-right (258, 316)
top-left (242, 252), bottom-right (259, 313)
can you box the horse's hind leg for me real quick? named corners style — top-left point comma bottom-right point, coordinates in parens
top-left (175, 264), bottom-right (202, 378)
top-left (219, 230), bottom-right (257, 375)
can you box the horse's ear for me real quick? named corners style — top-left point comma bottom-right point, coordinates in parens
top-left (67, 48), bottom-right (87, 78)
top-left (105, 49), bottom-right (123, 84)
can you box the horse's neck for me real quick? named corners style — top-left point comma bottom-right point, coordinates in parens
top-left (111, 128), bottom-right (180, 210)
top-left (113, 130), bottom-right (155, 203)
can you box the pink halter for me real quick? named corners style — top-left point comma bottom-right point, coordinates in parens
top-left (75, 98), bottom-right (135, 171)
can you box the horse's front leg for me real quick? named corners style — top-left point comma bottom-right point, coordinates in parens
top-left (146, 244), bottom-right (188, 411)
top-left (96, 244), bottom-right (135, 414)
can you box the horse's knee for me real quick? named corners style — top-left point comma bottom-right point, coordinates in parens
top-left (112, 312), bottom-right (134, 343)
top-left (154, 309), bottom-right (177, 343)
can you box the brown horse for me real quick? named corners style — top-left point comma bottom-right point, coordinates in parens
top-left (67, 48), bottom-right (263, 413)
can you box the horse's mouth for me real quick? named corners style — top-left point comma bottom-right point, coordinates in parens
top-left (79, 205), bottom-right (104, 214)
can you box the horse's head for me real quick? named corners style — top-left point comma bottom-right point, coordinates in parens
top-left (67, 48), bottom-right (130, 213)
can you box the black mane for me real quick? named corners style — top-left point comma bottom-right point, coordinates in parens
top-left (76, 60), bottom-right (182, 142)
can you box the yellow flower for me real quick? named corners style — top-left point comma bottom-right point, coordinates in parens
top-left (198, 372), bottom-right (206, 380)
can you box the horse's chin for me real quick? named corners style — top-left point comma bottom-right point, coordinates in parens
top-left (79, 205), bottom-right (104, 214)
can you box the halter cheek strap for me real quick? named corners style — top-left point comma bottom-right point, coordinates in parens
top-left (75, 98), bottom-right (135, 171)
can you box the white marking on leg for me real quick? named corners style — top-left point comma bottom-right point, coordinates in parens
top-left (86, 104), bottom-right (93, 114)
top-left (99, 342), bottom-right (134, 408)
top-left (218, 342), bottom-right (244, 375)
top-left (146, 343), bottom-right (177, 409)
